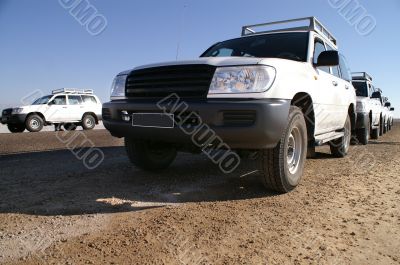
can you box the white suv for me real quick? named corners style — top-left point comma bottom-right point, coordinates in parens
top-left (1, 89), bottom-right (102, 133)
top-left (352, 72), bottom-right (382, 143)
top-left (103, 17), bottom-right (356, 193)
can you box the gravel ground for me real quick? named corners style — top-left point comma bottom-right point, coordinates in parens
top-left (0, 125), bottom-right (399, 264)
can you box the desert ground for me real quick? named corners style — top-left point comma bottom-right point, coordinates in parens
top-left (0, 124), bottom-right (399, 264)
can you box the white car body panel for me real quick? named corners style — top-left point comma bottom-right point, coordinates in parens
top-left (117, 30), bottom-right (356, 139)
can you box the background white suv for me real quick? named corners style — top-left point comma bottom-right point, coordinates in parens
top-left (1, 89), bottom-right (102, 133)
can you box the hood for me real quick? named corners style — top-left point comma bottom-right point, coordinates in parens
top-left (117, 57), bottom-right (266, 75)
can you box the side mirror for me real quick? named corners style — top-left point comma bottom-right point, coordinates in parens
top-left (385, 102), bottom-right (391, 107)
top-left (371, 91), bottom-right (381, 99)
top-left (315, 51), bottom-right (339, 67)
top-left (391, 108), bottom-right (395, 111)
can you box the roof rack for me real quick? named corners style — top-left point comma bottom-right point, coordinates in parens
top-left (52, 88), bottom-right (94, 95)
top-left (352, 72), bottom-right (373, 81)
top-left (241, 17), bottom-right (337, 47)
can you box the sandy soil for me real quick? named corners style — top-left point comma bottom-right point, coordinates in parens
top-left (0, 125), bottom-right (399, 264)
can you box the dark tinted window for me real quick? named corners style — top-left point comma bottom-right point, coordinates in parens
top-left (339, 54), bottom-right (352, 82)
top-left (50, 96), bottom-right (66, 105)
top-left (68, 95), bottom-right (82, 105)
top-left (313, 41), bottom-right (330, 73)
top-left (82, 95), bottom-right (98, 105)
top-left (353, 82), bottom-right (368, 97)
top-left (201, 32), bottom-right (309, 62)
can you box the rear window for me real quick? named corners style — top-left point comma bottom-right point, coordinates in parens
top-left (82, 95), bottom-right (98, 105)
top-left (353, 81), bottom-right (368, 97)
top-left (201, 32), bottom-right (309, 62)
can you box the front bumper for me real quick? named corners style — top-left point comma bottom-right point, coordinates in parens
top-left (1, 114), bottom-right (27, 125)
top-left (356, 112), bottom-right (368, 129)
top-left (102, 99), bottom-right (291, 149)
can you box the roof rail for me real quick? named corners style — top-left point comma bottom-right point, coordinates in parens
top-left (52, 88), bottom-right (94, 95)
top-left (352, 72), bottom-right (373, 81)
top-left (241, 17), bottom-right (337, 47)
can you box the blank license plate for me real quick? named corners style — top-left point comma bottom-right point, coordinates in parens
top-left (132, 113), bottom-right (174, 129)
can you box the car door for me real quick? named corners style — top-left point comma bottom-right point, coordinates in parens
top-left (67, 95), bottom-right (84, 121)
top-left (371, 86), bottom-right (383, 126)
top-left (335, 54), bottom-right (354, 128)
top-left (44, 95), bottom-right (69, 122)
top-left (369, 85), bottom-right (380, 126)
top-left (312, 39), bottom-right (342, 134)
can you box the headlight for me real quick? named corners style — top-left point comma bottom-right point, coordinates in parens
top-left (110, 75), bottom-right (127, 99)
top-left (356, 102), bottom-right (367, 112)
top-left (209, 66), bottom-right (276, 94)
top-left (12, 108), bottom-right (24, 114)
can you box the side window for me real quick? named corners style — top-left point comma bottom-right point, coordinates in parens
top-left (313, 40), bottom-right (330, 74)
top-left (68, 95), bottom-right (82, 105)
top-left (339, 54), bottom-right (352, 82)
top-left (50, 96), bottom-right (66, 105)
top-left (368, 84), bottom-right (373, 97)
top-left (326, 44), bottom-right (341, 78)
top-left (82, 95), bottom-right (98, 105)
top-left (331, 65), bottom-right (340, 78)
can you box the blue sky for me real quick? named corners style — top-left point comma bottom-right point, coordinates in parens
top-left (0, 0), bottom-right (399, 117)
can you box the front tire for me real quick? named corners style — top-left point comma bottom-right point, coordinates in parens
top-left (329, 114), bottom-right (351, 158)
top-left (371, 127), bottom-right (379, 140)
top-left (25, 114), bottom-right (44, 132)
top-left (125, 138), bottom-right (177, 171)
top-left (256, 106), bottom-right (307, 193)
top-left (7, 124), bottom-right (25, 133)
top-left (356, 119), bottom-right (370, 145)
top-left (82, 115), bottom-right (96, 130)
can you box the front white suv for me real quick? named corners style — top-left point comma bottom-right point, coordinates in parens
top-left (103, 17), bottom-right (356, 193)
top-left (1, 89), bottom-right (102, 133)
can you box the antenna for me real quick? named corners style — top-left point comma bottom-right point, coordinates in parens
top-left (176, 2), bottom-right (189, 61)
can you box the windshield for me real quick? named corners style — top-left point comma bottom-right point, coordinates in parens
top-left (201, 32), bottom-right (309, 62)
top-left (32, 95), bottom-right (52, 105)
top-left (352, 82), bottom-right (368, 97)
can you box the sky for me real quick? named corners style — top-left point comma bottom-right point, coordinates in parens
top-left (0, 0), bottom-right (399, 117)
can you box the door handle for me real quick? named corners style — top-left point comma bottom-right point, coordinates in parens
top-left (345, 85), bottom-right (349, 90)
top-left (332, 81), bottom-right (338, 87)
top-left (62, 107), bottom-right (67, 109)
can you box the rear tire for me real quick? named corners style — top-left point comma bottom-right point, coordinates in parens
top-left (7, 124), bottom-right (25, 133)
top-left (329, 114), bottom-right (351, 158)
top-left (82, 115), bottom-right (96, 130)
top-left (356, 119), bottom-right (369, 145)
top-left (125, 138), bottom-right (177, 171)
top-left (25, 114), bottom-right (44, 132)
top-left (256, 106), bottom-right (307, 193)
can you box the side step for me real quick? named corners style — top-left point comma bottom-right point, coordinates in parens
top-left (315, 131), bottom-right (344, 146)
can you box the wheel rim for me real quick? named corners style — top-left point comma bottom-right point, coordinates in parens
top-left (287, 127), bottom-right (302, 175)
top-left (30, 118), bottom-right (40, 130)
top-left (85, 117), bottom-right (94, 128)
